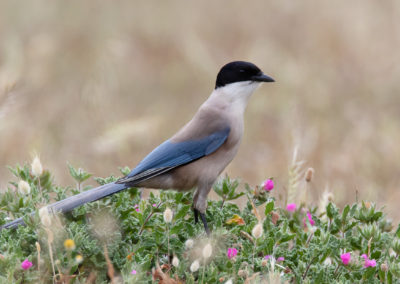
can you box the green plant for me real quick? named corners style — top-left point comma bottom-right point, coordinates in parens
top-left (1, 163), bottom-right (400, 283)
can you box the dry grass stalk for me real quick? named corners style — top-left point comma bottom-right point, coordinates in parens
top-left (103, 244), bottom-right (115, 283)
top-left (287, 146), bottom-right (306, 205)
top-left (152, 261), bottom-right (182, 284)
top-left (44, 227), bottom-right (56, 283)
top-left (85, 272), bottom-right (97, 284)
top-left (240, 231), bottom-right (255, 245)
top-left (35, 241), bottom-right (41, 271)
top-left (244, 272), bottom-right (260, 284)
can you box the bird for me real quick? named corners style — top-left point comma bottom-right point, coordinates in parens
top-left (0, 61), bottom-right (274, 233)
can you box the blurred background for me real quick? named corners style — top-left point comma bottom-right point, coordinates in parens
top-left (1, 1), bottom-right (399, 219)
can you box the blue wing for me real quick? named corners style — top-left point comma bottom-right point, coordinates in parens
top-left (116, 127), bottom-right (230, 184)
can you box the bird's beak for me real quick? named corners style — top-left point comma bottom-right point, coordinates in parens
top-left (251, 73), bottom-right (275, 83)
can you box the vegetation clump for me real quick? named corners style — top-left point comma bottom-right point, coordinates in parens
top-left (1, 163), bottom-right (400, 283)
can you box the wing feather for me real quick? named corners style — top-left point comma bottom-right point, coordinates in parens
top-left (116, 127), bottom-right (230, 184)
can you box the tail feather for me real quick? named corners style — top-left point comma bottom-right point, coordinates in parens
top-left (0, 182), bottom-right (128, 231)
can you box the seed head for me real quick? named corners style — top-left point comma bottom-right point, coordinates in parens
top-left (202, 243), bottom-right (212, 259)
top-left (39, 207), bottom-right (52, 227)
top-left (172, 256), bottom-right (179, 267)
top-left (252, 222), bottom-right (263, 239)
top-left (190, 260), bottom-right (200, 272)
top-left (185, 239), bottom-right (194, 249)
top-left (305, 168), bottom-right (314, 182)
top-left (31, 156), bottom-right (43, 177)
top-left (163, 207), bottom-right (173, 223)
top-left (18, 180), bottom-right (31, 195)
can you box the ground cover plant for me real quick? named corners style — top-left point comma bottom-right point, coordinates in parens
top-left (1, 158), bottom-right (400, 283)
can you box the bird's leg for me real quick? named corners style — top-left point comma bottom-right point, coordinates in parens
top-left (193, 183), bottom-right (212, 235)
top-left (200, 212), bottom-right (210, 236)
top-left (194, 208), bottom-right (199, 223)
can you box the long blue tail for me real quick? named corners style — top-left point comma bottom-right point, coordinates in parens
top-left (0, 182), bottom-right (128, 231)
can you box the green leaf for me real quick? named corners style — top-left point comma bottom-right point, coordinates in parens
top-left (265, 200), bottom-right (274, 216)
top-left (342, 205), bottom-right (350, 223)
top-left (174, 205), bottom-right (191, 221)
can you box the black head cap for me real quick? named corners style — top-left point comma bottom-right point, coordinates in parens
top-left (215, 61), bottom-right (274, 89)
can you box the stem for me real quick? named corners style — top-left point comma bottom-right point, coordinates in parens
top-left (139, 202), bottom-right (163, 235)
top-left (201, 259), bottom-right (206, 284)
top-left (302, 256), bottom-right (318, 280)
top-left (253, 242), bottom-right (257, 270)
top-left (334, 264), bottom-right (340, 278)
top-left (306, 231), bottom-right (314, 247)
top-left (37, 177), bottom-right (42, 200)
top-left (220, 198), bottom-right (225, 209)
top-left (167, 225), bottom-right (170, 263)
top-left (47, 238), bottom-right (56, 283)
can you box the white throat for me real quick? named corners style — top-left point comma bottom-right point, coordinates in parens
top-left (208, 81), bottom-right (260, 113)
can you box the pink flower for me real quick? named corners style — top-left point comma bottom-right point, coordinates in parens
top-left (361, 254), bottom-right (376, 268)
top-left (264, 255), bottom-right (271, 260)
top-left (286, 203), bottom-right (296, 212)
top-left (134, 204), bottom-right (140, 212)
top-left (277, 257), bottom-right (285, 262)
top-left (303, 212), bottom-right (315, 227)
top-left (263, 179), bottom-right (274, 191)
top-left (340, 252), bottom-right (351, 265)
top-left (131, 269), bottom-right (137, 275)
top-left (21, 259), bottom-right (33, 270)
top-left (364, 259), bottom-right (376, 268)
top-left (152, 203), bottom-right (157, 207)
top-left (227, 248), bottom-right (238, 259)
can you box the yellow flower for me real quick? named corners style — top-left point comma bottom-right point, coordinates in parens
top-left (75, 255), bottom-right (83, 264)
top-left (64, 239), bottom-right (76, 250)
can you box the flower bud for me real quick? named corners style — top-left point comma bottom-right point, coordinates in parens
top-left (305, 168), bottom-right (314, 182)
top-left (31, 156), bottom-right (43, 177)
top-left (163, 207), bottom-right (173, 223)
top-left (18, 180), bottom-right (31, 195)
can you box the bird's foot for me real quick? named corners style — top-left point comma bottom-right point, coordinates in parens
top-left (193, 208), bottom-right (210, 235)
top-left (200, 212), bottom-right (210, 236)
